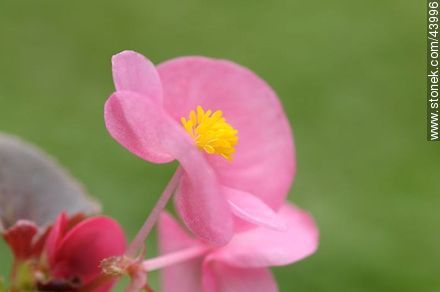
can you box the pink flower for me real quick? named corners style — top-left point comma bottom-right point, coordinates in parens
top-left (3, 213), bottom-right (126, 291)
top-left (105, 51), bottom-right (295, 245)
top-left (44, 213), bottom-right (126, 291)
top-left (142, 203), bottom-right (318, 292)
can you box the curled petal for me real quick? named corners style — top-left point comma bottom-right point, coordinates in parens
top-left (209, 203), bottom-right (319, 268)
top-left (104, 91), bottom-right (174, 163)
top-left (112, 50), bottom-right (162, 102)
top-left (225, 187), bottom-right (287, 231)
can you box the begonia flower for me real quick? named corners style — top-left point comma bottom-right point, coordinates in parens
top-left (44, 213), bottom-right (126, 291)
top-left (140, 203), bottom-right (318, 292)
top-left (105, 51), bottom-right (295, 246)
top-left (3, 213), bottom-right (126, 291)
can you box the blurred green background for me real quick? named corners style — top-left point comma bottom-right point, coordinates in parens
top-left (0, 0), bottom-right (435, 291)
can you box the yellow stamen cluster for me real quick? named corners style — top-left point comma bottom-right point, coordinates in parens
top-left (181, 106), bottom-right (238, 161)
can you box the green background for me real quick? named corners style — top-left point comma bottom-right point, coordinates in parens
top-left (0, 1), bottom-right (435, 291)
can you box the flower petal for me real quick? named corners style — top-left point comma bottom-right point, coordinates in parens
top-left (203, 262), bottom-right (278, 292)
top-left (2, 220), bottom-right (38, 261)
top-left (225, 187), bottom-right (287, 231)
top-left (159, 212), bottom-right (203, 292)
top-left (45, 213), bottom-right (68, 267)
top-left (104, 91), bottom-right (174, 163)
top-left (51, 216), bottom-right (126, 286)
top-left (174, 174), bottom-right (233, 246)
top-left (112, 50), bottom-right (162, 102)
top-left (157, 116), bottom-right (234, 246)
top-left (0, 133), bottom-right (100, 230)
top-left (158, 57), bottom-right (295, 210)
top-left (106, 89), bottom-right (233, 245)
top-left (209, 203), bottom-right (319, 268)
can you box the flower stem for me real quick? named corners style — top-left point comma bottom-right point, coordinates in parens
top-left (142, 245), bottom-right (209, 272)
top-left (125, 167), bottom-right (184, 258)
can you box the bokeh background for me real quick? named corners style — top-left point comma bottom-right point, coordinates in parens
top-left (0, 1), bottom-right (434, 291)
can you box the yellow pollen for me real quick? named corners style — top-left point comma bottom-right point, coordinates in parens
top-left (181, 105), bottom-right (238, 161)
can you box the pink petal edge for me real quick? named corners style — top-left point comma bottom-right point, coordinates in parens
top-left (112, 50), bottom-right (163, 102)
top-left (209, 203), bottom-right (319, 268)
top-left (104, 91), bottom-right (174, 163)
top-left (225, 187), bottom-right (287, 231)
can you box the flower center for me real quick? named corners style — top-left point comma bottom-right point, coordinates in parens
top-left (181, 106), bottom-right (238, 161)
